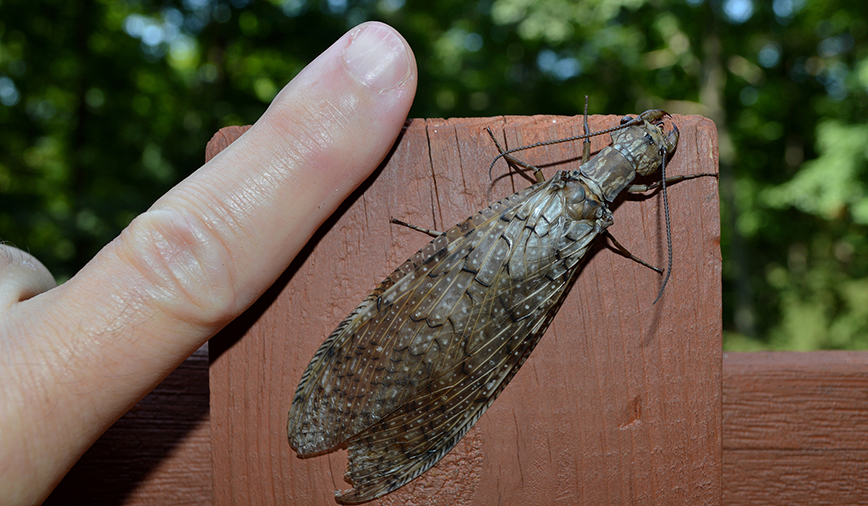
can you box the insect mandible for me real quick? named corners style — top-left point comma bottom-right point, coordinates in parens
top-left (287, 109), bottom-right (712, 503)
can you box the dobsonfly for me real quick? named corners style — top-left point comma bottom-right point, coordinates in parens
top-left (287, 109), bottom-right (712, 504)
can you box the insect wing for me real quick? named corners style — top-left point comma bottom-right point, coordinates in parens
top-left (288, 172), bottom-right (603, 502)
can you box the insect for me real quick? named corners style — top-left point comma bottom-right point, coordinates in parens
top-left (287, 109), bottom-right (706, 503)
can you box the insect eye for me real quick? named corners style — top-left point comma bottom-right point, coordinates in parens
top-left (620, 115), bottom-right (634, 125)
top-left (645, 133), bottom-right (654, 144)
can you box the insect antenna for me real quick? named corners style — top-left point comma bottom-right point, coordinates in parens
top-left (653, 146), bottom-right (674, 305)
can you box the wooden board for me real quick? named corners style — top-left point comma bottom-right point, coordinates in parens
top-left (209, 114), bottom-right (723, 505)
top-left (44, 346), bottom-right (211, 506)
top-left (722, 351), bottom-right (868, 505)
top-left (46, 350), bottom-right (868, 505)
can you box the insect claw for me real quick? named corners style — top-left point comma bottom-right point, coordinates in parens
top-left (665, 123), bottom-right (680, 154)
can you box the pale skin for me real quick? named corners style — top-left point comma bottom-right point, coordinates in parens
top-left (0, 22), bottom-right (417, 506)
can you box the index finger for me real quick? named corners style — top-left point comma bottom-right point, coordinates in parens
top-left (0, 22), bottom-right (416, 506)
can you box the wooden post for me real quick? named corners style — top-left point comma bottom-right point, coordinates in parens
top-left (208, 114), bottom-right (723, 505)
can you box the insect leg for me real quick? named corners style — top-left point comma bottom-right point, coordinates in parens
top-left (486, 127), bottom-right (546, 183)
top-left (602, 230), bottom-right (663, 274)
top-left (389, 218), bottom-right (442, 238)
top-left (626, 173), bottom-right (718, 193)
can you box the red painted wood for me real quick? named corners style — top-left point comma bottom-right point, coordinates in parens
top-left (722, 351), bottom-right (868, 505)
top-left (209, 114), bottom-right (723, 505)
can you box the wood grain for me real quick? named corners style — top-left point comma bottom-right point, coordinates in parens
top-left (44, 346), bottom-right (211, 506)
top-left (722, 351), bottom-right (868, 505)
top-left (43, 350), bottom-right (868, 505)
top-left (209, 114), bottom-right (723, 505)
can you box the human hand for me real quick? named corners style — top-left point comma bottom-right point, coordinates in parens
top-left (0, 21), bottom-right (416, 506)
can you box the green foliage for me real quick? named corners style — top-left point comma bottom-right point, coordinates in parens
top-left (765, 121), bottom-right (868, 224)
top-left (2, 0), bottom-right (868, 349)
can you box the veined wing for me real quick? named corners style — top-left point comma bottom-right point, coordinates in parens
top-left (333, 238), bottom-right (593, 503)
top-left (288, 172), bottom-right (605, 501)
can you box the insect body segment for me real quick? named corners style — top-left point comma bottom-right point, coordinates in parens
top-left (287, 110), bottom-right (679, 503)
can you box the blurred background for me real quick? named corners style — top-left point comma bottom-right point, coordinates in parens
top-left (1, 0), bottom-right (866, 350)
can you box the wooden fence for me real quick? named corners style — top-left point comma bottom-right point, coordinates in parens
top-left (44, 116), bottom-right (868, 505)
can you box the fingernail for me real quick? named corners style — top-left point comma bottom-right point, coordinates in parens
top-left (343, 23), bottom-right (410, 91)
